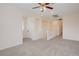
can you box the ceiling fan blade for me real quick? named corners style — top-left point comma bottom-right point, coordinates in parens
top-left (38, 3), bottom-right (42, 5)
top-left (46, 6), bottom-right (53, 9)
top-left (38, 3), bottom-right (50, 5)
top-left (32, 6), bottom-right (40, 9)
top-left (45, 3), bottom-right (50, 5)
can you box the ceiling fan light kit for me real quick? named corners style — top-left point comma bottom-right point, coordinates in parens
top-left (40, 7), bottom-right (46, 12)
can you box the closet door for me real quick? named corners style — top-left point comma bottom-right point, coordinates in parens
top-left (41, 20), bottom-right (49, 39)
top-left (23, 18), bottom-right (31, 38)
top-left (31, 18), bottom-right (42, 40)
top-left (26, 17), bottom-right (42, 40)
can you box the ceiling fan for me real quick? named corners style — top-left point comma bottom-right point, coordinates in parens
top-left (32, 3), bottom-right (54, 12)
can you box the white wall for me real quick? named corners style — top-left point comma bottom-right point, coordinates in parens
top-left (0, 4), bottom-right (23, 50)
top-left (63, 14), bottom-right (79, 41)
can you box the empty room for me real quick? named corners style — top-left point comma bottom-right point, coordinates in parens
top-left (0, 3), bottom-right (79, 56)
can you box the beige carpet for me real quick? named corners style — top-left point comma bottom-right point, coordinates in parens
top-left (0, 36), bottom-right (79, 56)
